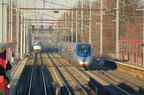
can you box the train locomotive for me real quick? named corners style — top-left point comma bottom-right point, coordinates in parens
top-left (58, 42), bottom-right (93, 70)
top-left (33, 41), bottom-right (42, 52)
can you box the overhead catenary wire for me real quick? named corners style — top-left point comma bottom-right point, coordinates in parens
top-left (42, 0), bottom-right (73, 8)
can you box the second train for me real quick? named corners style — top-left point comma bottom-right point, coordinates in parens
top-left (33, 40), bottom-right (42, 52)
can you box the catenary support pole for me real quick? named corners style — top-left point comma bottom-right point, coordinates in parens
top-left (16, 0), bottom-right (20, 59)
top-left (71, 9), bottom-right (74, 42)
top-left (81, 0), bottom-right (84, 43)
top-left (8, 0), bottom-right (13, 62)
top-left (141, 9), bottom-right (144, 66)
top-left (2, 0), bottom-right (7, 43)
top-left (99, 0), bottom-right (104, 64)
top-left (20, 21), bottom-right (23, 59)
top-left (75, 0), bottom-right (78, 43)
top-left (116, 0), bottom-right (119, 60)
top-left (89, 0), bottom-right (92, 44)
top-left (0, 0), bottom-right (2, 43)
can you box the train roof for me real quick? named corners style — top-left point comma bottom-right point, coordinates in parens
top-left (59, 42), bottom-right (91, 45)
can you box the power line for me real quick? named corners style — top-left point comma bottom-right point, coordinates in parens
top-left (42, 0), bottom-right (73, 8)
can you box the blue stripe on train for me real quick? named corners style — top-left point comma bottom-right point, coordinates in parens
top-left (76, 53), bottom-right (92, 57)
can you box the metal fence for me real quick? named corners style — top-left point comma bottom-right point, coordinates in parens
top-left (119, 40), bottom-right (143, 65)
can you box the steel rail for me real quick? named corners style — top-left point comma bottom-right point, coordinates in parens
top-left (28, 52), bottom-right (36, 95)
top-left (46, 49), bottom-right (90, 95)
top-left (92, 63), bottom-right (144, 93)
top-left (90, 70), bottom-right (131, 95)
top-left (39, 53), bottom-right (48, 95)
top-left (28, 52), bottom-right (48, 95)
top-left (79, 64), bottom-right (132, 95)
top-left (45, 50), bottom-right (73, 95)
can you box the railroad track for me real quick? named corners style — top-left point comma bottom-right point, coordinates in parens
top-left (15, 52), bottom-right (55, 95)
top-left (88, 62), bottom-right (144, 95)
top-left (15, 48), bottom-right (144, 95)
top-left (28, 52), bottom-right (47, 95)
top-left (46, 52), bottom-right (73, 94)
top-left (50, 51), bottom-right (142, 94)
top-left (14, 53), bottom-right (34, 95)
top-left (46, 49), bottom-right (96, 95)
top-left (46, 48), bottom-right (133, 95)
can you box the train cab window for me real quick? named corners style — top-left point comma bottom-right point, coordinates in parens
top-left (34, 42), bottom-right (42, 46)
top-left (77, 44), bottom-right (91, 53)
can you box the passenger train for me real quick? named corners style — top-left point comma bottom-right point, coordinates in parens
top-left (33, 41), bottom-right (42, 52)
top-left (58, 42), bottom-right (93, 70)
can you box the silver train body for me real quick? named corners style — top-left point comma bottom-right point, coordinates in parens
top-left (58, 42), bottom-right (93, 69)
top-left (33, 41), bottom-right (42, 52)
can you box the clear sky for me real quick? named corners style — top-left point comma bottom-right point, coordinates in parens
top-left (22, 0), bottom-right (81, 25)
top-left (19, 0), bottom-right (144, 26)
top-left (19, 0), bottom-right (144, 9)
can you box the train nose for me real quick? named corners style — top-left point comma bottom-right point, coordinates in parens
top-left (78, 56), bottom-right (93, 63)
top-left (78, 62), bottom-right (91, 66)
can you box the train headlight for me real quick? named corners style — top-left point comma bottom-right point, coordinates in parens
top-left (79, 61), bottom-right (83, 64)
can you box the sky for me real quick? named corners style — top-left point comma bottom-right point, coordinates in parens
top-left (20, 0), bottom-right (82, 26)
top-left (20, 0), bottom-right (100, 22)
top-left (18, 0), bottom-right (144, 26)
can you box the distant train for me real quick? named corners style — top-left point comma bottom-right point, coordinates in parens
top-left (33, 41), bottom-right (42, 52)
top-left (58, 42), bottom-right (93, 70)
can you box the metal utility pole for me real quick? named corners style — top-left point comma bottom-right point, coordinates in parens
top-left (75, 0), bottom-right (78, 43)
top-left (16, 0), bottom-right (20, 59)
top-left (0, 0), bottom-right (2, 43)
top-left (26, 22), bottom-right (29, 54)
top-left (20, 21), bottom-right (23, 59)
top-left (26, 0), bottom-right (31, 54)
top-left (71, 9), bottom-right (74, 42)
top-left (116, 0), bottom-right (119, 60)
top-left (81, 0), bottom-right (84, 43)
top-left (67, 10), bottom-right (69, 42)
top-left (89, 0), bottom-right (92, 44)
top-left (9, 0), bottom-right (13, 43)
top-left (1, 0), bottom-right (7, 43)
top-left (20, 0), bottom-right (26, 59)
top-left (23, 0), bottom-right (27, 55)
top-left (64, 13), bottom-right (66, 41)
top-left (23, 21), bottom-right (26, 55)
top-left (142, 9), bottom-right (144, 66)
top-left (9, 0), bottom-right (13, 62)
top-left (100, 0), bottom-right (103, 63)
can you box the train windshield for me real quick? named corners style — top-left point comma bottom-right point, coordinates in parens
top-left (34, 42), bottom-right (41, 46)
top-left (77, 44), bottom-right (91, 53)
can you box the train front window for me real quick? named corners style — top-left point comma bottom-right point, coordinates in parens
top-left (77, 44), bottom-right (91, 53)
top-left (34, 42), bottom-right (41, 46)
